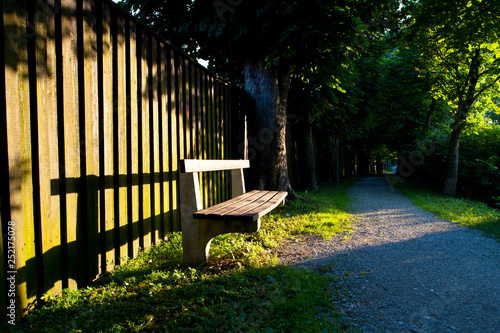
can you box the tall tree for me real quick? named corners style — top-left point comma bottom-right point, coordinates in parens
top-left (404, 0), bottom-right (500, 196)
top-left (121, 0), bottom-right (399, 194)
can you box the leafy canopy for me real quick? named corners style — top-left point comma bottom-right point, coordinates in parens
top-left (121, 0), bottom-right (400, 80)
top-left (404, 0), bottom-right (500, 117)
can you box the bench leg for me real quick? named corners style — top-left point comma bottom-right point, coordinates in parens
top-left (181, 219), bottom-right (222, 266)
top-left (182, 219), bottom-right (261, 266)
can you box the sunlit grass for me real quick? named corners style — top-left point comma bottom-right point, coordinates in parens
top-left (267, 181), bottom-right (356, 241)
top-left (398, 182), bottom-right (500, 240)
top-left (7, 181), bottom-right (356, 332)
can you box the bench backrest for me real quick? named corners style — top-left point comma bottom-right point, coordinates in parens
top-left (179, 160), bottom-right (250, 209)
top-left (180, 159), bottom-right (250, 173)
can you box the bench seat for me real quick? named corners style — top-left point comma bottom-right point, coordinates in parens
top-left (194, 190), bottom-right (288, 222)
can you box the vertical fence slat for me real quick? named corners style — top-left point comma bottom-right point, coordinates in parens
top-left (209, 76), bottom-right (216, 205)
top-left (223, 83), bottom-right (229, 198)
top-left (183, 59), bottom-right (191, 159)
top-left (34, 0), bottom-right (62, 298)
top-left (190, 64), bottom-right (199, 203)
top-left (61, 0), bottom-right (82, 289)
top-left (0, 0), bottom-right (6, 319)
top-left (168, 49), bottom-right (179, 231)
top-left (193, 66), bottom-right (203, 206)
top-left (177, 54), bottom-right (184, 161)
top-left (116, 11), bottom-right (128, 262)
top-left (209, 75), bottom-right (215, 206)
top-left (4, 0), bottom-right (36, 316)
top-left (83, 0), bottom-right (100, 280)
top-left (193, 65), bottom-right (199, 159)
top-left (216, 81), bottom-right (223, 202)
top-left (101, 1), bottom-right (115, 272)
top-left (128, 20), bottom-right (140, 257)
top-left (188, 63), bottom-right (195, 158)
top-left (159, 42), bottom-right (168, 238)
top-left (140, 30), bottom-right (151, 249)
top-left (214, 80), bottom-right (220, 203)
top-left (201, 72), bottom-right (209, 208)
top-left (151, 38), bottom-right (161, 244)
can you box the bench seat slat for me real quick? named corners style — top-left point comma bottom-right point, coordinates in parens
top-left (194, 190), bottom-right (263, 215)
top-left (194, 190), bottom-right (288, 222)
top-left (203, 191), bottom-right (270, 216)
top-left (237, 191), bottom-right (288, 220)
top-left (226, 191), bottom-right (280, 217)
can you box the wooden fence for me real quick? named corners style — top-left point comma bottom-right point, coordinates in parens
top-left (0, 0), bottom-right (245, 320)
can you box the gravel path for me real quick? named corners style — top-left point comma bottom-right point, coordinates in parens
top-left (276, 177), bottom-right (500, 332)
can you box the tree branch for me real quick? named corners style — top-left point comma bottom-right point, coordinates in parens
top-left (473, 74), bottom-right (500, 101)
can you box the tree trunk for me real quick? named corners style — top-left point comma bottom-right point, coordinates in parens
top-left (443, 128), bottom-right (462, 196)
top-left (303, 124), bottom-right (317, 190)
top-left (443, 49), bottom-right (481, 197)
top-left (425, 97), bottom-right (437, 132)
top-left (358, 147), bottom-right (370, 177)
top-left (244, 61), bottom-right (295, 194)
top-left (327, 137), bottom-right (340, 184)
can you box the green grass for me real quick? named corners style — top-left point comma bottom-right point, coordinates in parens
top-left (7, 181), bottom-right (356, 333)
top-left (397, 182), bottom-right (500, 240)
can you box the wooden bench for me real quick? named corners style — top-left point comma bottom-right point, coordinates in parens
top-left (179, 159), bottom-right (288, 265)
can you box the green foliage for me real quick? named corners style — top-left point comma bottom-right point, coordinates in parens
top-left (8, 182), bottom-right (355, 332)
top-left (404, 0), bottom-right (500, 121)
top-left (121, 0), bottom-right (400, 83)
top-left (456, 126), bottom-right (500, 205)
top-left (374, 47), bottom-right (439, 151)
top-left (398, 182), bottom-right (500, 240)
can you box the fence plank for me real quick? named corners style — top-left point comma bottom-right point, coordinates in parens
top-left (4, 0), bottom-right (36, 316)
top-left (83, 0), bottom-right (100, 281)
top-left (158, 42), bottom-right (168, 238)
top-left (0, 0), bottom-right (5, 318)
top-left (200, 72), bottom-right (209, 208)
top-left (177, 54), bottom-right (184, 161)
top-left (209, 76), bottom-right (216, 206)
top-left (140, 29), bottom-right (151, 249)
top-left (128, 20), bottom-right (140, 257)
top-left (61, 0), bottom-right (83, 289)
top-left (188, 62), bottom-right (194, 159)
top-left (214, 81), bottom-right (224, 202)
top-left (183, 59), bottom-right (191, 159)
top-left (151, 37), bottom-right (161, 244)
top-left (115, 11), bottom-right (128, 262)
top-left (101, 1), bottom-right (115, 272)
top-left (168, 48), bottom-right (179, 231)
top-left (223, 83), bottom-right (230, 199)
top-left (0, 5), bottom-right (5, 312)
top-left (192, 64), bottom-right (200, 159)
top-left (34, 0), bottom-right (62, 298)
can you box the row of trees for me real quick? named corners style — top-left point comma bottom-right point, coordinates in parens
top-left (120, 0), bottom-right (500, 200)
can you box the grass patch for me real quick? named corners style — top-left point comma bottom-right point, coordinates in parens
top-left (7, 181), bottom-right (356, 332)
top-left (397, 182), bottom-right (500, 240)
top-left (17, 266), bottom-right (341, 333)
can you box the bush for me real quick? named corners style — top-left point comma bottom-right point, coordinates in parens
top-left (459, 127), bottom-right (500, 206)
